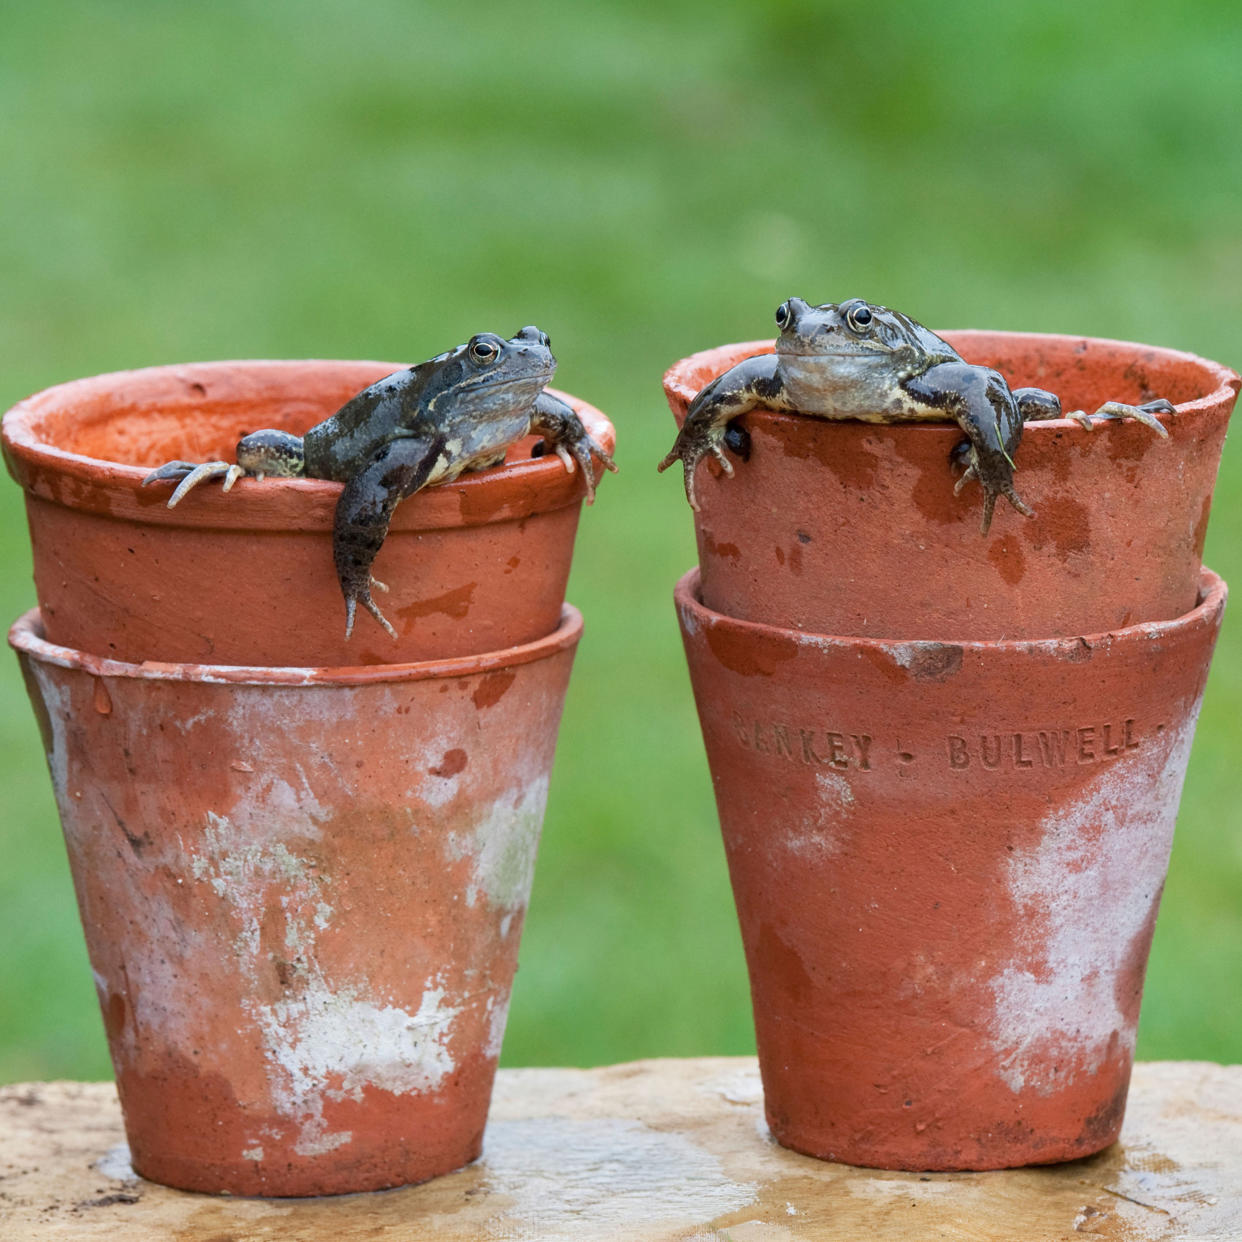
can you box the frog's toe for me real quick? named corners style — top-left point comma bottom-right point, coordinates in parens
top-left (658, 435), bottom-right (717, 511)
top-left (953, 464), bottom-right (977, 497)
top-left (979, 491), bottom-right (999, 536)
top-left (1006, 486), bottom-right (1035, 519)
top-left (343, 590), bottom-right (397, 641)
top-left (980, 485), bottom-right (1034, 535)
top-left (362, 597), bottom-right (398, 640)
top-left (591, 436), bottom-right (619, 475)
top-left (166, 461), bottom-right (237, 507)
top-left (1085, 401), bottom-right (1172, 438)
top-left (142, 460), bottom-right (200, 487)
top-left (679, 452), bottom-right (705, 511)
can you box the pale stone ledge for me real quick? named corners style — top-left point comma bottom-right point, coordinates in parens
top-left (1, 1058), bottom-right (1239, 1240)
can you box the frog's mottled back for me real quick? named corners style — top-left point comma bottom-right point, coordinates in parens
top-left (304, 327), bottom-right (557, 482)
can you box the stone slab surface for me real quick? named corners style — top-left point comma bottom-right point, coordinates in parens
top-left (0, 1058), bottom-right (1239, 1240)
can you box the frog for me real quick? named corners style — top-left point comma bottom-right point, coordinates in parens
top-left (658, 297), bottom-right (1174, 533)
top-left (143, 326), bottom-right (616, 639)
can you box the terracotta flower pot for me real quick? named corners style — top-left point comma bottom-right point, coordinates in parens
top-left (676, 566), bottom-right (1226, 1171)
top-left (664, 333), bottom-right (1238, 640)
top-left (3, 360), bottom-right (614, 666)
top-left (10, 604), bottom-right (582, 1196)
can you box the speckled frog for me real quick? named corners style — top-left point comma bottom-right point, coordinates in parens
top-left (145, 326), bottom-right (615, 638)
top-left (659, 297), bottom-right (1173, 532)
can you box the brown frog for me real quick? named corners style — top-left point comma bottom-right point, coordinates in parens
top-left (659, 297), bottom-right (1172, 532)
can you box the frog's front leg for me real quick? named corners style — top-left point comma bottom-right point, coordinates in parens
top-left (657, 354), bottom-right (787, 510)
top-left (905, 363), bottom-right (1032, 536)
top-left (529, 392), bottom-right (618, 504)
top-left (142, 429), bottom-right (306, 506)
top-left (333, 434), bottom-right (446, 640)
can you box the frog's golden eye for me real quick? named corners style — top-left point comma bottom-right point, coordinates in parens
top-left (775, 301), bottom-right (794, 331)
top-left (846, 304), bottom-right (874, 332)
top-left (470, 337), bottom-right (500, 364)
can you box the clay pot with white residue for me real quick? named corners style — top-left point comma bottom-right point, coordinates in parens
top-left (10, 605), bottom-right (581, 1196)
top-left (676, 566), bottom-right (1225, 1171)
top-left (3, 360), bottom-right (614, 666)
top-left (664, 332), bottom-right (1237, 640)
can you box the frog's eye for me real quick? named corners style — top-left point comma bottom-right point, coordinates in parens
top-left (470, 337), bottom-right (500, 364)
top-left (774, 301), bottom-right (794, 331)
top-left (846, 304), bottom-right (874, 332)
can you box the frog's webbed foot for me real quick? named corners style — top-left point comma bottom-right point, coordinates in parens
top-left (1066, 398), bottom-right (1173, 438)
top-left (657, 352), bottom-right (781, 511)
top-left (343, 580), bottom-right (398, 641)
top-left (142, 460), bottom-right (246, 506)
top-left (951, 438), bottom-right (1033, 535)
top-left (529, 392), bottom-right (618, 504)
top-left (657, 425), bottom-right (736, 512)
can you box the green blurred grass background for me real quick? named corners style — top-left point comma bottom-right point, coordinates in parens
top-left (2, 0), bottom-right (1240, 1082)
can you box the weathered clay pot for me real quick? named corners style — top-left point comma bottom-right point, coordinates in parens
top-left (664, 333), bottom-right (1238, 640)
top-left (3, 360), bottom-right (614, 666)
top-left (676, 566), bottom-right (1225, 1171)
top-left (10, 604), bottom-right (582, 1196)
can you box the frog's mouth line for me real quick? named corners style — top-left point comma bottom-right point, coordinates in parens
top-left (458, 370), bottom-right (556, 394)
top-left (776, 345), bottom-right (892, 359)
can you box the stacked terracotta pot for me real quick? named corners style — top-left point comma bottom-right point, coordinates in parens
top-left (3, 360), bottom-right (614, 1195)
top-left (667, 331), bottom-right (1238, 1170)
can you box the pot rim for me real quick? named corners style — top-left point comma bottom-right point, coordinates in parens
top-left (2, 359), bottom-right (616, 532)
top-left (662, 330), bottom-right (1241, 435)
top-left (9, 602), bottom-right (583, 686)
top-left (675, 566), bottom-right (1226, 654)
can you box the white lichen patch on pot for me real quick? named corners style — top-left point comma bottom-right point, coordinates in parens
top-left (988, 710), bottom-right (1201, 1094)
top-left (251, 976), bottom-right (461, 1157)
top-left (485, 990), bottom-right (511, 1060)
top-left (481, 1116), bottom-right (757, 1237)
top-left (815, 770), bottom-right (855, 814)
top-left (778, 771), bottom-right (852, 861)
top-left (678, 599), bottom-right (702, 639)
top-left (181, 800), bottom-right (466, 1157)
top-left (188, 811), bottom-right (331, 959)
top-left (25, 665), bottom-right (71, 802)
top-left (444, 775), bottom-right (550, 913)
